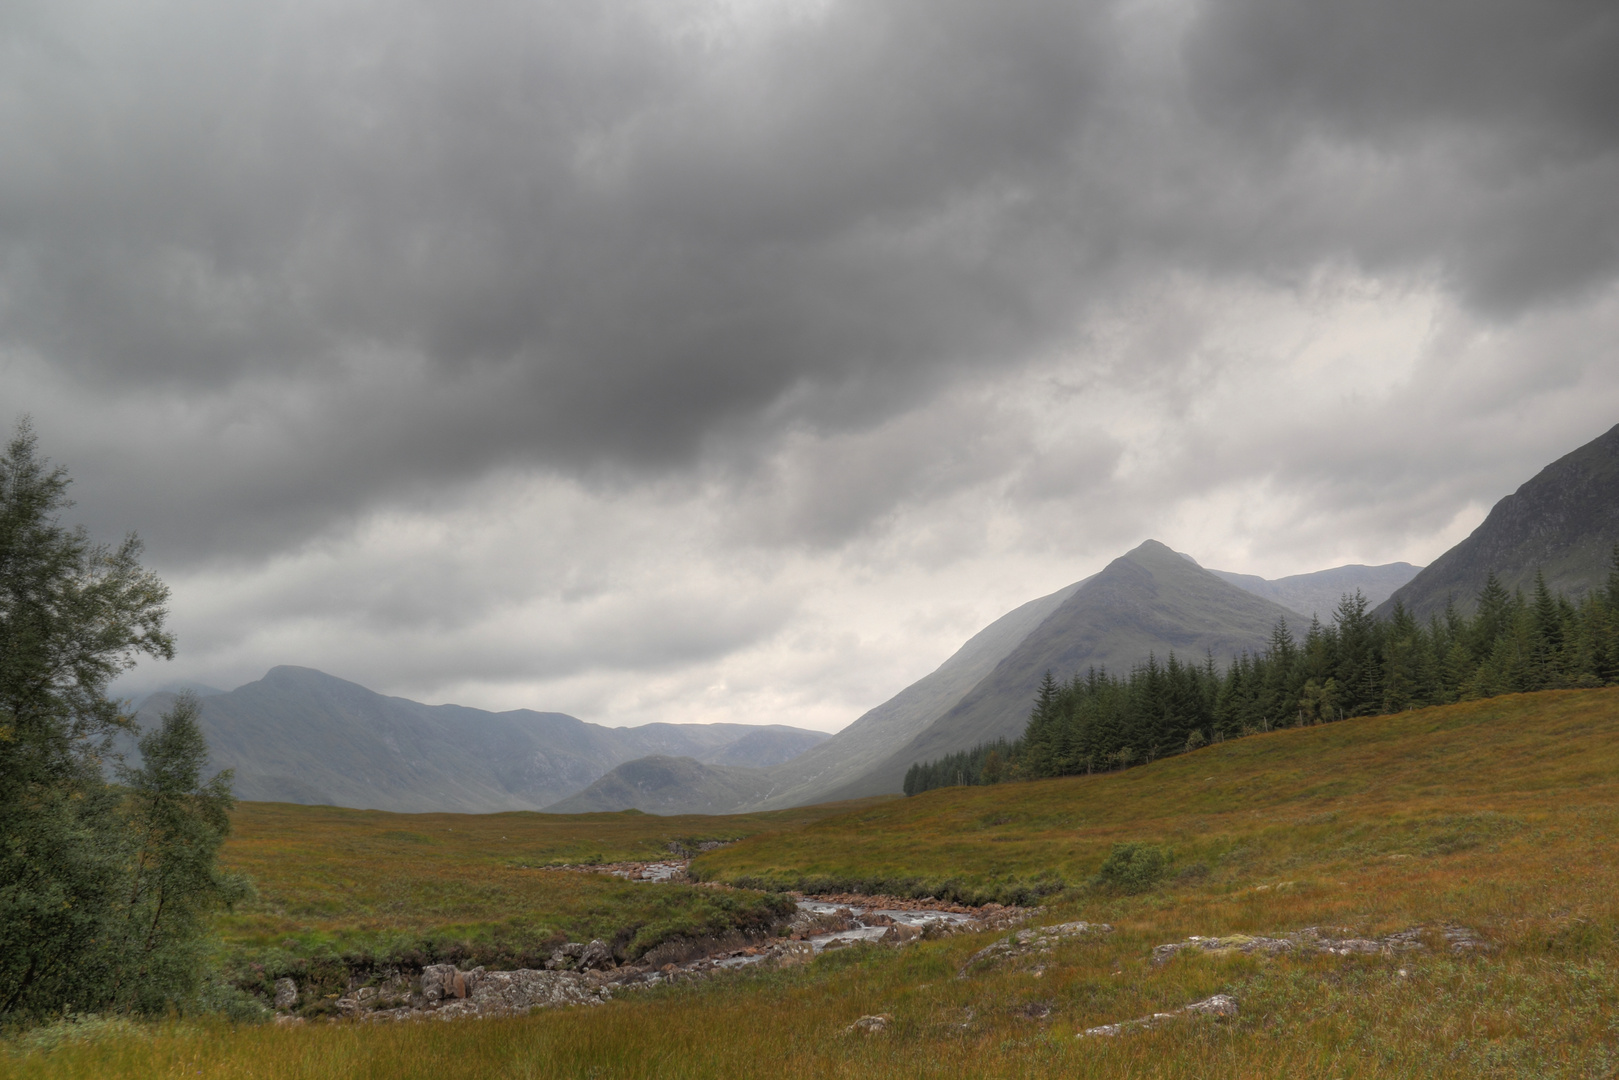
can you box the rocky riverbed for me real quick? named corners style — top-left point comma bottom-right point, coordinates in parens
top-left (272, 897), bottom-right (1034, 1024)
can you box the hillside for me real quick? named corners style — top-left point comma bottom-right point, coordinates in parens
top-left (1377, 422), bottom-right (1619, 619)
top-left (737, 579), bottom-right (1084, 810)
top-left (1213, 561), bottom-right (1420, 620)
top-left (133, 667), bottom-right (828, 813)
top-left (696, 687), bottom-right (1619, 894)
top-left (545, 756), bottom-right (782, 814)
top-left (816, 540), bottom-right (1297, 801)
top-left (34, 689), bottom-right (1619, 1078)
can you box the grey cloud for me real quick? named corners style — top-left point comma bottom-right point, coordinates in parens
top-left (4, 0), bottom-right (1617, 570)
top-left (1181, 0), bottom-right (1619, 310)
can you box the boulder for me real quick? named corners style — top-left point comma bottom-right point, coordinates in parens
top-left (420, 963), bottom-right (457, 1003)
top-left (1080, 994), bottom-right (1238, 1038)
top-left (546, 942), bottom-right (587, 970)
top-left (578, 939), bottom-right (616, 971)
top-left (273, 977), bottom-right (298, 1011)
top-left (958, 921), bottom-right (1111, 977)
top-left (847, 1014), bottom-right (892, 1033)
top-left (474, 969), bottom-right (610, 1013)
top-left (775, 941), bottom-right (816, 966)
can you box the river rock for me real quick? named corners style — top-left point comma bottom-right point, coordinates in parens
top-left (546, 942), bottom-right (587, 970)
top-left (469, 969), bottom-right (609, 1013)
top-left (273, 977), bottom-right (298, 1011)
top-left (420, 963), bottom-right (456, 1002)
top-left (578, 939), bottom-right (616, 971)
top-left (775, 941), bottom-right (816, 966)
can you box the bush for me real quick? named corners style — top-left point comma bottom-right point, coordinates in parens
top-left (1091, 842), bottom-right (1170, 895)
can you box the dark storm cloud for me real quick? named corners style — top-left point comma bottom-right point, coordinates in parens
top-left (3, 0), bottom-right (1616, 562)
top-left (1181, 0), bottom-right (1619, 310)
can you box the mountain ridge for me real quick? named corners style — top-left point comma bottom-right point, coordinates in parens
top-left (807, 540), bottom-right (1299, 802)
top-left (1376, 423), bottom-right (1619, 619)
top-left (132, 666), bottom-right (828, 813)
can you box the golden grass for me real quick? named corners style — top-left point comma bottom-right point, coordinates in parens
top-left (7, 690), bottom-right (1619, 1078)
top-left (215, 798), bottom-right (886, 959)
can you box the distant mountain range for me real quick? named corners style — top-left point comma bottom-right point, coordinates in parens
top-left (154, 422), bottom-right (1619, 816)
top-left (133, 666), bottom-right (826, 813)
top-left (1376, 423), bottom-right (1619, 619)
top-left (1212, 562), bottom-right (1419, 622)
top-left (557, 542), bottom-right (1419, 814)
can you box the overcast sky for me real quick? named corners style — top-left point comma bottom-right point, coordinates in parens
top-left (5, 0), bottom-right (1617, 730)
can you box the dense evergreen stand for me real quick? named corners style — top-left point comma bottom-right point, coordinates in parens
top-left (906, 557), bottom-right (1619, 796)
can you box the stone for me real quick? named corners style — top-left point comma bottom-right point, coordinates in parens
top-left (273, 977), bottom-right (298, 1011)
top-left (958, 921), bottom-right (1111, 977)
top-left (881, 923), bottom-right (922, 944)
top-left (1151, 925), bottom-right (1487, 965)
top-left (420, 964), bottom-right (456, 1003)
top-left (578, 939), bottom-right (616, 971)
top-left (775, 942), bottom-right (815, 966)
top-left (467, 969), bottom-right (608, 1014)
top-left (847, 1014), bottom-right (892, 1033)
top-left (1183, 994), bottom-right (1238, 1018)
top-left (1079, 994), bottom-right (1237, 1038)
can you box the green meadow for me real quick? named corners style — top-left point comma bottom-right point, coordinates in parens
top-left (211, 798), bottom-right (878, 967)
top-left (7, 689), bottom-right (1619, 1078)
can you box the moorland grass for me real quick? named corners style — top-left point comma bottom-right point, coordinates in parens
top-left (6, 689), bottom-right (1619, 1078)
top-left (214, 798), bottom-right (885, 967)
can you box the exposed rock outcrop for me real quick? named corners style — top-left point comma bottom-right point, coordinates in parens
top-left (958, 921), bottom-right (1112, 977)
top-left (1080, 994), bottom-right (1238, 1038)
top-left (1151, 924), bottom-right (1488, 965)
top-left (847, 1014), bottom-right (892, 1033)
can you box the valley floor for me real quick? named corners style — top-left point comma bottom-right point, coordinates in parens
top-left (6, 690), bottom-right (1619, 1078)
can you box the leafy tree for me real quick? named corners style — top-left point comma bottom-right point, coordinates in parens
top-left (0, 422), bottom-right (239, 1020)
top-left (110, 694), bottom-right (249, 1014)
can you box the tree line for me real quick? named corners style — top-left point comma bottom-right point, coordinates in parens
top-left (1, 423), bottom-right (246, 1022)
top-left (904, 558), bottom-right (1619, 796)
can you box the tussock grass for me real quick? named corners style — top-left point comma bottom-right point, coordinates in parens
top-left (7, 690), bottom-right (1619, 1077)
top-left (213, 799), bottom-right (880, 966)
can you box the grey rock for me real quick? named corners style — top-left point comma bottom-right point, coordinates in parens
top-left (273, 977), bottom-right (298, 1011)
top-left (847, 1014), bottom-right (892, 1033)
top-left (420, 963), bottom-right (457, 1003)
top-left (468, 969), bottom-right (609, 1014)
top-left (1151, 925), bottom-right (1487, 965)
top-left (958, 921), bottom-right (1111, 977)
top-left (546, 942), bottom-right (586, 970)
top-left (578, 939), bottom-right (616, 971)
top-left (1080, 994), bottom-right (1238, 1038)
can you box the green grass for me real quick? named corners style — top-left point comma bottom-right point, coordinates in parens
top-left (7, 689), bottom-right (1619, 1078)
top-left (213, 798), bottom-right (886, 968)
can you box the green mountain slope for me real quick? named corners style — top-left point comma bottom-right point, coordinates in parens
top-left (816, 540), bottom-right (1297, 800)
top-left (133, 666), bottom-right (827, 813)
top-left (1376, 422), bottom-right (1619, 619)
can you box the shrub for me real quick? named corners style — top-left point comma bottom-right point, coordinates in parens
top-left (1091, 842), bottom-right (1170, 894)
